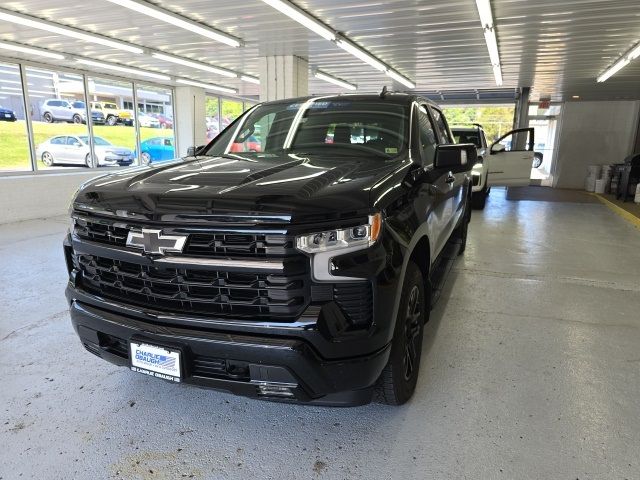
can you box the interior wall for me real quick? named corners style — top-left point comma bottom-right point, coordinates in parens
top-left (0, 171), bottom-right (102, 224)
top-left (553, 100), bottom-right (640, 189)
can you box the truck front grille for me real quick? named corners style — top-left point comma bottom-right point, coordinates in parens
top-left (74, 219), bottom-right (296, 258)
top-left (76, 254), bottom-right (309, 320)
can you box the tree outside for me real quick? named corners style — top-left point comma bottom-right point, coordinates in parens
top-left (443, 105), bottom-right (514, 142)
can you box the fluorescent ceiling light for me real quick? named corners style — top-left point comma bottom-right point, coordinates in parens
top-left (492, 64), bottom-right (503, 86)
top-left (0, 40), bottom-right (66, 60)
top-left (103, 0), bottom-right (241, 47)
top-left (336, 39), bottom-right (386, 71)
top-left (152, 52), bottom-right (236, 78)
top-left (386, 70), bottom-right (415, 89)
top-left (1, 86), bottom-right (53, 94)
top-left (597, 57), bottom-right (630, 82)
top-left (240, 75), bottom-right (260, 85)
top-left (75, 59), bottom-right (170, 81)
top-left (474, 0), bottom-right (503, 86)
top-left (629, 42), bottom-right (640, 60)
top-left (176, 78), bottom-right (237, 94)
top-left (314, 71), bottom-right (356, 90)
top-left (475, 0), bottom-right (494, 29)
top-left (0, 8), bottom-right (143, 54)
top-left (260, 0), bottom-right (335, 41)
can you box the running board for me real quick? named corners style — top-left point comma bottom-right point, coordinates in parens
top-left (429, 240), bottom-right (461, 309)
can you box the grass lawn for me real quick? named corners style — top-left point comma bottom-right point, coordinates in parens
top-left (0, 120), bottom-right (173, 171)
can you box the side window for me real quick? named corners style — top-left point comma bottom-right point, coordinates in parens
top-left (496, 129), bottom-right (533, 152)
top-left (417, 105), bottom-right (438, 166)
top-left (66, 137), bottom-right (78, 145)
top-left (431, 108), bottom-right (452, 144)
top-left (51, 136), bottom-right (64, 145)
top-left (164, 139), bottom-right (172, 146)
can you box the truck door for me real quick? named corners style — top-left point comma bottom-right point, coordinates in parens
top-left (415, 105), bottom-right (451, 258)
top-left (429, 106), bottom-right (464, 244)
top-left (487, 128), bottom-right (534, 186)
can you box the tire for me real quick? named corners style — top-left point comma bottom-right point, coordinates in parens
top-left (472, 187), bottom-right (487, 210)
top-left (106, 115), bottom-right (117, 126)
top-left (43, 112), bottom-right (54, 123)
top-left (453, 194), bottom-right (471, 255)
top-left (533, 153), bottom-right (543, 169)
top-left (73, 114), bottom-right (83, 124)
top-left (140, 152), bottom-right (151, 165)
top-left (41, 151), bottom-right (54, 166)
top-left (85, 154), bottom-right (96, 168)
top-left (375, 261), bottom-right (426, 405)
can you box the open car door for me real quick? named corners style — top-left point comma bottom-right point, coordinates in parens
top-left (487, 127), bottom-right (534, 186)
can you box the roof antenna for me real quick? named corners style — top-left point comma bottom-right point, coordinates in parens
top-left (380, 86), bottom-right (388, 98)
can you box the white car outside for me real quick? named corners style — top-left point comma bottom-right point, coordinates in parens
top-left (36, 135), bottom-right (134, 168)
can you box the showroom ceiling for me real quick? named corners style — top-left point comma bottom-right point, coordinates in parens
top-left (0, 0), bottom-right (638, 101)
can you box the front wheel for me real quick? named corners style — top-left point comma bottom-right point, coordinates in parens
top-left (472, 186), bottom-right (487, 210)
top-left (41, 151), bottom-right (54, 166)
top-left (85, 154), bottom-right (96, 168)
top-left (106, 115), bottom-right (117, 126)
top-left (73, 114), bottom-right (83, 124)
top-left (375, 261), bottom-right (426, 405)
top-left (140, 152), bottom-right (151, 165)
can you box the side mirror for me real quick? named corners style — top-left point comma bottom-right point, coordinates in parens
top-left (434, 144), bottom-right (477, 173)
top-left (490, 143), bottom-right (506, 154)
top-left (187, 145), bottom-right (205, 156)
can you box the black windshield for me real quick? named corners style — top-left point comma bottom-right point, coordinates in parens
top-left (204, 99), bottom-right (410, 159)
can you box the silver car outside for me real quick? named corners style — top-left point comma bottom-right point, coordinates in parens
top-left (36, 135), bottom-right (133, 167)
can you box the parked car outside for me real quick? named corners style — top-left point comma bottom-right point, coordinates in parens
top-left (118, 109), bottom-right (134, 126)
top-left (137, 111), bottom-right (160, 128)
top-left (139, 136), bottom-right (175, 164)
top-left (0, 105), bottom-right (17, 121)
top-left (36, 135), bottom-right (134, 167)
top-left (152, 113), bottom-right (173, 129)
top-left (90, 102), bottom-right (120, 126)
top-left (41, 99), bottom-right (77, 123)
top-left (71, 101), bottom-right (105, 125)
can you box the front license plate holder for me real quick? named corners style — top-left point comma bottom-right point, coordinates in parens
top-left (130, 341), bottom-right (182, 382)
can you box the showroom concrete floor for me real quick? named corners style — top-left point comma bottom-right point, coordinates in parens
top-left (1, 188), bottom-right (639, 480)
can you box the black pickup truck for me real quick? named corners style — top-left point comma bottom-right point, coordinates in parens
top-left (64, 93), bottom-right (475, 406)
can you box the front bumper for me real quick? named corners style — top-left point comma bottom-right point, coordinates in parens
top-left (67, 288), bottom-right (390, 406)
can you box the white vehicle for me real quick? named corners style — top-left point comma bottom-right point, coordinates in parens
top-left (452, 124), bottom-right (534, 209)
top-left (36, 135), bottom-right (134, 168)
top-left (137, 111), bottom-right (160, 128)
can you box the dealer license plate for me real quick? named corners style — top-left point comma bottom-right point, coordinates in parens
top-left (4, 114), bottom-right (11, 118)
top-left (130, 342), bottom-right (181, 382)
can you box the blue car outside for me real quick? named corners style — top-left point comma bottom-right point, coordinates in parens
top-left (139, 137), bottom-right (175, 165)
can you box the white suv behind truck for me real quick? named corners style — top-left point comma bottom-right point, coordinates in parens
top-left (452, 124), bottom-right (535, 209)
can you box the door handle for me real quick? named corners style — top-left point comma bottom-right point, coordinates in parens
top-left (445, 172), bottom-right (455, 184)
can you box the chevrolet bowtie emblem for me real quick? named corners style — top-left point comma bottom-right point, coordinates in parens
top-left (126, 229), bottom-right (187, 255)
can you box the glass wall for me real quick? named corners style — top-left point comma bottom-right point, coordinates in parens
top-left (136, 84), bottom-right (175, 165)
top-left (0, 62), bottom-right (30, 172)
top-left (205, 95), bottom-right (220, 142)
top-left (0, 60), bottom-right (257, 174)
top-left (221, 98), bottom-right (243, 130)
top-left (24, 67), bottom-right (93, 170)
top-left (205, 96), bottom-right (258, 143)
top-left (86, 76), bottom-right (137, 168)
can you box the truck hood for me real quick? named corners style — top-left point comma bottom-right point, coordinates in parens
top-left (74, 153), bottom-right (406, 225)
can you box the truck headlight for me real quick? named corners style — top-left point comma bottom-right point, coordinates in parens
top-left (296, 213), bottom-right (382, 253)
top-left (296, 213), bottom-right (382, 282)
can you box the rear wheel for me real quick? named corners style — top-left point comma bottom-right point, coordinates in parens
top-left (73, 114), bottom-right (82, 124)
top-left (85, 154), bottom-right (96, 168)
top-left (140, 152), bottom-right (151, 165)
top-left (375, 261), bottom-right (426, 405)
top-left (43, 112), bottom-right (53, 123)
top-left (41, 151), bottom-right (54, 166)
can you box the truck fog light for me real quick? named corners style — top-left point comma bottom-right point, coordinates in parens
top-left (256, 383), bottom-right (296, 398)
